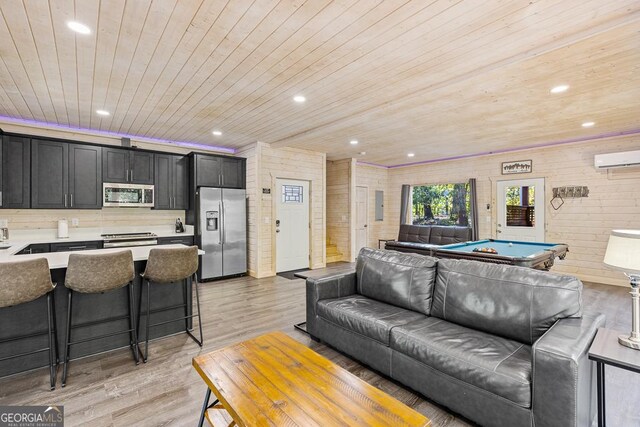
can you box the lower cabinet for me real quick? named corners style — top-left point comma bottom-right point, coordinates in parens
top-left (157, 236), bottom-right (194, 246)
top-left (49, 241), bottom-right (103, 252)
top-left (16, 243), bottom-right (50, 255)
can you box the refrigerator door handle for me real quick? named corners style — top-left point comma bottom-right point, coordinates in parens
top-left (219, 202), bottom-right (223, 244)
top-left (221, 201), bottom-right (226, 244)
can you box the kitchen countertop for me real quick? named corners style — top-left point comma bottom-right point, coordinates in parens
top-left (0, 244), bottom-right (204, 268)
top-left (0, 224), bottom-right (195, 260)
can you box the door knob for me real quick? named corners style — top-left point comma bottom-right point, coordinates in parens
top-left (497, 230), bottom-right (502, 233)
top-left (364, 224), bottom-right (368, 228)
top-left (276, 229), bottom-right (280, 233)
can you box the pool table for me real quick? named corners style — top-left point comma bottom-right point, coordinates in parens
top-left (432, 239), bottom-right (568, 270)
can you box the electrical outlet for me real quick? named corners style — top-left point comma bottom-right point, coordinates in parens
top-left (71, 218), bottom-right (79, 227)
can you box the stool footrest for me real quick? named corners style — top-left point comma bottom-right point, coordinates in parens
top-left (70, 314), bottom-right (131, 330)
top-left (147, 313), bottom-right (200, 328)
top-left (0, 347), bottom-right (50, 362)
top-left (68, 328), bottom-right (136, 345)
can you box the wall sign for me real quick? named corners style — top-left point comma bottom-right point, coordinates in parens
top-left (501, 160), bottom-right (532, 175)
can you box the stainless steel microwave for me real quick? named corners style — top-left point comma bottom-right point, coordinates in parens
top-left (103, 183), bottom-right (154, 207)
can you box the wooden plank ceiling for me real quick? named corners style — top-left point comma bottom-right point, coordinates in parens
top-left (0, 0), bottom-right (638, 166)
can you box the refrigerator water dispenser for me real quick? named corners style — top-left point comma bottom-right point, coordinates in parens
top-left (206, 211), bottom-right (219, 231)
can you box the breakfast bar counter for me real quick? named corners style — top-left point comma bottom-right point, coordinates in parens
top-left (0, 244), bottom-right (204, 378)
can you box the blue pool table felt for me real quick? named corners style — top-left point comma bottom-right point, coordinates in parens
top-left (440, 240), bottom-right (558, 258)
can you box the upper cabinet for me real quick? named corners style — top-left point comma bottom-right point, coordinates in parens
top-left (1, 135), bottom-right (31, 209)
top-left (31, 140), bottom-right (102, 209)
top-left (103, 147), bottom-right (154, 184)
top-left (193, 153), bottom-right (245, 189)
top-left (154, 153), bottom-right (188, 210)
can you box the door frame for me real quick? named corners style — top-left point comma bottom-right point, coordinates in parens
top-left (272, 177), bottom-right (312, 273)
top-left (354, 185), bottom-right (369, 259)
top-left (496, 177), bottom-right (545, 242)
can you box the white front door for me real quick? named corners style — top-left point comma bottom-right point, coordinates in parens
top-left (496, 178), bottom-right (545, 242)
top-left (355, 186), bottom-right (368, 258)
top-left (275, 179), bottom-right (310, 272)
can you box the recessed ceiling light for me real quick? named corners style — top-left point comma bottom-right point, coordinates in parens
top-left (67, 21), bottom-right (91, 34)
top-left (212, 130), bottom-right (222, 136)
top-left (407, 153), bottom-right (415, 157)
top-left (350, 140), bottom-right (358, 145)
top-left (550, 84), bottom-right (569, 94)
top-left (96, 109), bottom-right (110, 116)
top-left (293, 95), bottom-right (306, 103)
top-left (582, 121), bottom-right (595, 128)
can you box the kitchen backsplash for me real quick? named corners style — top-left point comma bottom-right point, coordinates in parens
top-left (0, 209), bottom-right (186, 230)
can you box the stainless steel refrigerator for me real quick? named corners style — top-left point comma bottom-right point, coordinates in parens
top-left (196, 187), bottom-right (247, 280)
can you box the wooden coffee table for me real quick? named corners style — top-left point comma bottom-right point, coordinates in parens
top-left (193, 331), bottom-right (431, 426)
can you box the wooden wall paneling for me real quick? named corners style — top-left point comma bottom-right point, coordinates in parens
top-left (141, 0), bottom-right (296, 139)
top-left (169, 0), bottom-right (354, 144)
top-left (376, 134), bottom-right (640, 287)
top-left (116, 1), bottom-right (205, 134)
top-left (237, 142), bottom-right (260, 277)
top-left (239, 0), bottom-right (633, 144)
top-left (153, 0), bottom-right (333, 143)
top-left (129, 0), bottom-right (233, 136)
top-left (22, 1), bottom-right (68, 124)
top-left (99, 0), bottom-right (152, 133)
top-left (89, 1), bottom-right (126, 130)
top-left (0, 3), bottom-right (56, 123)
top-left (48, 0), bottom-right (80, 127)
top-left (0, 6), bottom-right (46, 121)
top-left (326, 159), bottom-right (352, 262)
top-left (110, 0), bottom-right (176, 133)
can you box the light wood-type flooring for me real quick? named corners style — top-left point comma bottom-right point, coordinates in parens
top-left (0, 266), bottom-right (638, 426)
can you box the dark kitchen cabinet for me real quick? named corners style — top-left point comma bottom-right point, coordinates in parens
top-left (192, 154), bottom-right (245, 189)
top-left (17, 243), bottom-right (50, 255)
top-left (155, 154), bottom-right (188, 210)
top-left (68, 144), bottom-right (102, 208)
top-left (32, 140), bottom-right (102, 209)
top-left (50, 240), bottom-right (103, 252)
top-left (1, 135), bottom-right (30, 209)
top-left (103, 147), bottom-right (154, 184)
top-left (221, 157), bottom-right (244, 188)
top-left (194, 154), bottom-right (221, 187)
top-left (31, 140), bottom-right (67, 209)
top-left (157, 236), bottom-right (194, 246)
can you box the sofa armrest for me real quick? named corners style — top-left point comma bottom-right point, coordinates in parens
top-left (306, 272), bottom-right (357, 337)
top-left (532, 312), bottom-right (605, 427)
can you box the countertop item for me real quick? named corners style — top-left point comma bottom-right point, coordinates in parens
top-left (57, 219), bottom-right (69, 239)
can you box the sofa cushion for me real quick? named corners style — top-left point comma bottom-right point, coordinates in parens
top-left (432, 259), bottom-right (582, 345)
top-left (385, 241), bottom-right (437, 251)
top-left (356, 248), bottom-right (438, 315)
top-left (391, 317), bottom-right (532, 408)
top-left (397, 224), bottom-right (431, 243)
top-left (317, 295), bottom-right (426, 345)
top-left (428, 226), bottom-right (471, 245)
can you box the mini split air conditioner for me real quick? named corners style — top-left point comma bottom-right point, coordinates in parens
top-left (594, 150), bottom-right (640, 169)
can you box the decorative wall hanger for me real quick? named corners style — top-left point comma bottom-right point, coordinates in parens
top-left (550, 186), bottom-right (589, 210)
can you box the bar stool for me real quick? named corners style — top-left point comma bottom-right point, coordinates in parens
top-left (0, 258), bottom-right (58, 390)
top-left (137, 246), bottom-right (201, 362)
top-left (62, 250), bottom-right (138, 387)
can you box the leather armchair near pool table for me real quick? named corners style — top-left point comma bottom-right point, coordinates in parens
top-left (384, 224), bottom-right (472, 255)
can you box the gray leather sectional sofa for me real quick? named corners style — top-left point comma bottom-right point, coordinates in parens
top-left (306, 248), bottom-right (604, 427)
top-left (385, 224), bottom-right (472, 255)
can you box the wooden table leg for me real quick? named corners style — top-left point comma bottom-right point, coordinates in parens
top-left (596, 362), bottom-right (605, 427)
top-left (198, 388), bottom-right (212, 427)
